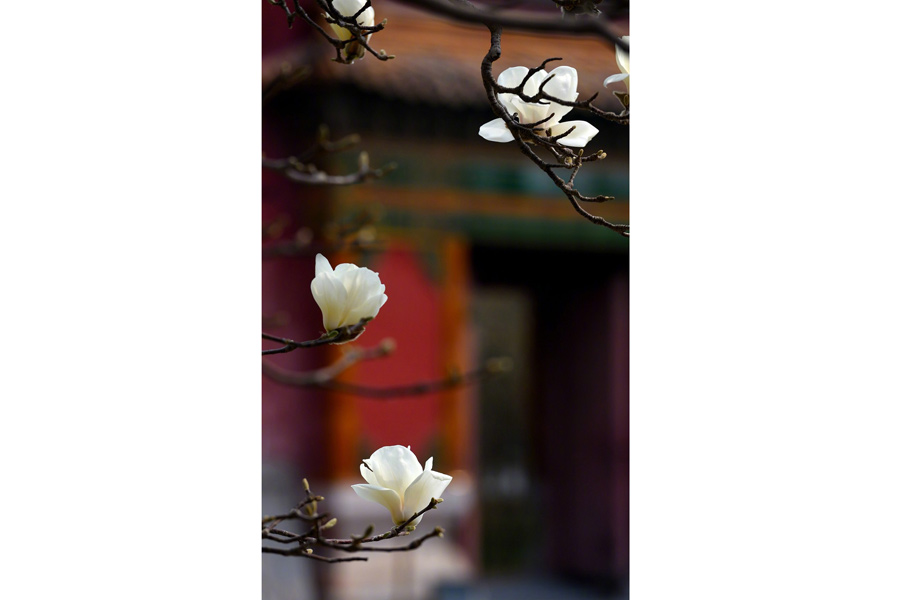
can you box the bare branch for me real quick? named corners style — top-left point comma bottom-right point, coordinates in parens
top-left (390, 0), bottom-right (628, 51)
top-left (268, 0), bottom-right (393, 64)
top-left (480, 26), bottom-right (629, 235)
top-left (262, 339), bottom-right (395, 385)
top-left (262, 152), bottom-right (396, 186)
top-left (263, 125), bottom-right (396, 186)
top-left (493, 57), bottom-right (629, 125)
top-left (262, 61), bottom-right (311, 104)
top-left (262, 480), bottom-right (446, 563)
top-left (262, 354), bottom-right (513, 398)
top-left (262, 318), bottom-right (373, 355)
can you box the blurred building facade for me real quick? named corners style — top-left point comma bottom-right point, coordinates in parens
top-left (263, 2), bottom-right (629, 598)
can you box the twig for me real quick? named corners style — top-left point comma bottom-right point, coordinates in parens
top-left (262, 355), bottom-right (513, 397)
top-left (262, 339), bottom-right (395, 384)
top-left (262, 547), bottom-right (369, 562)
top-left (262, 153), bottom-right (396, 186)
top-left (492, 56), bottom-right (629, 125)
top-left (262, 318), bottom-right (373, 355)
top-left (390, 0), bottom-right (628, 51)
top-left (268, 0), bottom-right (394, 64)
top-left (480, 25), bottom-right (629, 235)
top-left (262, 480), bottom-right (446, 563)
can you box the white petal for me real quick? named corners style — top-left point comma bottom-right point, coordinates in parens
top-left (360, 461), bottom-right (379, 486)
top-left (478, 118), bottom-right (514, 143)
top-left (333, 262), bottom-right (358, 275)
top-left (332, 0), bottom-right (367, 18)
top-left (496, 68), bottom-right (530, 117)
top-left (329, 0), bottom-right (373, 52)
top-left (547, 120), bottom-right (599, 148)
top-left (367, 445), bottom-right (423, 495)
top-left (315, 253), bottom-right (333, 276)
top-left (544, 66), bottom-right (579, 103)
top-left (513, 99), bottom-right (550, 126)
top-left (311, 272), bottom-right (348, 331)
top-left (542, 66), bottom-right (578, 123)
top-left (338, 267), bottom-right (381, 326)
top-left (329, 23), bottom-right (353, 42)
top-left (359, 6), bottom-right (375, 28)
top-left (521, 69), bottom-right (548, 98)
top-left (402, 470), bottom-right (452, 524)
top-left (351, 484), bottom-right (404, 524)
top-left (603, 72), bottom-right (629, 89)
top-left (497, 67), bottom-right (550, 125)
top-left (424, 457), bottom-right (433, 472)
top-left (346, 290), bottom-right (386, 325)
top-left (616, 36), bottom-right (630, 75)
top-left (497, 66), bottom-right (530, 89)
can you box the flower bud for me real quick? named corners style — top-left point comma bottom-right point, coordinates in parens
top-left (351, 445), bottom-right (452, 527)
top-left (329, 0), bottom-right (375, 64)
top-left (310, 254), bottom-right (388, 334)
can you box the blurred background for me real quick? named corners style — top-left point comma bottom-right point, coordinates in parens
top-left (262, 1), bottom-right (629, 598)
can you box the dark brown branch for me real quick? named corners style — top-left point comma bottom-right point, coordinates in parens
top-left (262, 318), bottom-right (373, 355)
top-left (262, 339), bottom-right (395, 384)
top-left (268, 0), bottom-right (394, 64)
top-left (390, 0), bottom-right (628, 51)
top-left (308, 497), bottom-right (445, 552)
top-left (262, 62), bottom-right (311, 104)
top-left (552, 0), bottom-right (603, 17)
top-left (262, 480), bottom-right (446, 563)
top-left (262, 355), bottom-right (513, 398)
top-left (262, 153), bottom-right (396, 186)
top-left (480, 26), bottom-right (629, 235)
top-left (262, 547), bottom-right (368, 562)
top-left (263, 126), bottom-right (397, 185)
top-left (493, 57), bottom-right (629, 125)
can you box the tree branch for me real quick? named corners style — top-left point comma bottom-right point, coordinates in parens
top-left (479, 25), bottom-right (629, 235)
top-left (268, 0), bottom-right (394, 64)
top-left (390, 0), bottom-right (628, 51)
top-left (262, 318), bottom-right (373, 355)
top-left (262, 354), bottom-right (513, 398)
top-left (262, 479), bottom-right (446, 563)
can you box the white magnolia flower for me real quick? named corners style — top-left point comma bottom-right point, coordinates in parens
top-left (329, 0), bottom-right (375, 63)
top-left (478, 65), bottom-right (599, 148)
top-left (352, 445), bottom-right (452, 526)
top-left (603, 36), bottom-right (630, 92)
top-left (310, 253), bottom-right (387, 333)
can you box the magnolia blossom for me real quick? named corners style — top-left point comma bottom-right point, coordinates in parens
top-left (603, 36), bottom-right (630, 92)
top-left (329, 0), bottom-right (375, 63)
top-left (478, 65), bottom-right (599, 148)
top-left (352, 445), bottom-right (452, 526)
top-left (310, 253), bottom-right (387, 333)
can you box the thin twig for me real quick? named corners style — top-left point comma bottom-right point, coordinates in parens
top-left (268, 0), bottom-right (393, 64)
top-left (262, 355), bottom-right (513, 398)
top-left (391, 0), bottom-right (628, 51)
top-left (262, 339), bottom-right (395, 385)
top-left (262, 318), bottom-right (373, 355)
top-left (262, 480), bottom-right (446, 563)
top-left (480, 25), bottom-right (629, 235)
top-left (262, 154), bottom-right (396, 186)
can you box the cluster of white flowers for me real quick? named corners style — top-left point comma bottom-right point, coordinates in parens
top-left (302, 34), bottom-right (629, 528)
top-left (478, 37), bottom-right (628, 147)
